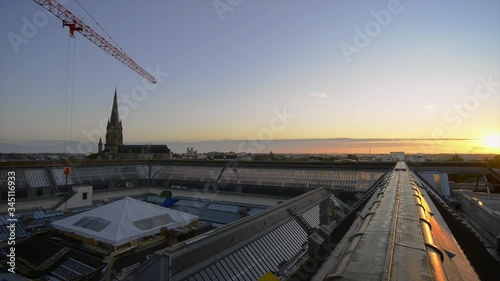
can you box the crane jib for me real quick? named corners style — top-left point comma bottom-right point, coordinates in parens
top-left (32, 0), bottom-right (157, 84)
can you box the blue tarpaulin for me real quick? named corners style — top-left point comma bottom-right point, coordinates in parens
top-left (162, 198), bottom-right (177, 207)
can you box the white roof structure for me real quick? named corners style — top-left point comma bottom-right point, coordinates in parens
top-left (51, 197), bottom-right (198, 247)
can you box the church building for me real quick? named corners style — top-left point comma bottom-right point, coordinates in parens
top-left (95, 89), bottom-right (172, 160)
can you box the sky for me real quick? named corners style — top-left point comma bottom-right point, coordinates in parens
top-left (0, 0), bottom-right (499, 154)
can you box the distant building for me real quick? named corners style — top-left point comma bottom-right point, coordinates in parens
top-left (196, 154), bottom-right (207, 160)
top-left (96, 89), bottom-right (172, 160)
top-left (409, 155), bottom-right (426, 163)
top-left (187, 147), bottom-right (197, 156)
top-left (390, 152), bottom-right (405, 162)
top-left (237, 154), bottom-right (252, 161)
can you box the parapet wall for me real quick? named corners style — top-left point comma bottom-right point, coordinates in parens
top-left (456, 191), bottom-right (500, 238)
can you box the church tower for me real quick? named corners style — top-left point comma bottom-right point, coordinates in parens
top-left (104, 88), bottom-right (123, 153)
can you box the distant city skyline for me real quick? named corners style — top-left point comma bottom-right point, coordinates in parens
top-left (1, 0), bottom-right (499, 154)
top-left (0, 137), bottom-right (492, 155)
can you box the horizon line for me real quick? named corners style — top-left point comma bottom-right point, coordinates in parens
top-left (0, 137), bottom-right (478, 145)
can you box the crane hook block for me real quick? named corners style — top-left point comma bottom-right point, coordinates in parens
top-left (63, 22), bottom-right (82, 38)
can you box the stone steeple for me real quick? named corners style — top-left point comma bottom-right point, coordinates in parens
top-left (110, 87), bottom-right (120, 124)
top-left (98, 137), bottom-right (103, 153)
top-left (104, 87), bottom-right (123, 153)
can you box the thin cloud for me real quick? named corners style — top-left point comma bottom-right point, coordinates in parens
top-left (468, 146), bottom-right (485, 153)
top-left (308, 92), bottom-right (328, 99)
top-left (423, 105), bottom-right (436, 111)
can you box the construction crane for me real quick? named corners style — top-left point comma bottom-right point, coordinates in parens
top-left (32, 0), bottom-right (157, 84)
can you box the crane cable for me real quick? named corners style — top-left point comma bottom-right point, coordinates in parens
top-left (74, 0), bottom-right (126, 53)
top-left (64, 36), bottom-right (77, 156)
top-left (64, 0), bottom-right (115, 156)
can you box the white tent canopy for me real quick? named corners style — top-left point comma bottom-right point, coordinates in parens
top-left (51, 197), bottom-right (198, 246)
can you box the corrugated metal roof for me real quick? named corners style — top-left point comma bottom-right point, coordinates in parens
top-left (0, 209), bottom-right (66, 242)
top-left (168, 205), bottom-right (200, 215)
top-left (165, 198), bottom-right (268, 226)
top-left (247, 208), bottom-right (263, 215)
top-left (51, 168), bottom-right (75, 186)
top-left (22, 169), bottom-right (51, 188)
top-left (149, 165), bottom-right (164, 178)
top-left (154, 166), bottom-right (222, 182)
top-left (0, 216), bottom-right (27, 242)
top-left (0, 168), bottom-right (52, 189)
top-left (50, 165), bottom-right (148, 186)
top-left (174, 199), bottom-right (206, 209)
top-left (199, 210), bottom-right (243, 225)
top-left (206, 203), bottom-right (239, 212)
top-left (300, 205), bottom-right (320, 229)
top-left (33, 209), bottom-right (64, 220)
top-left (219, 168), bottom-right (384, 191)
top-left (116, 165), bottom-right (148, 179)
top-left (71, 205), bottom-right (101, 215)
top-left (95, 166), bottom-right (124, 180)
top-left (186, 219), bottom-right (308, 281)
top-left (51, 257), bottom-right (96, 281)
top-left (0, 170), bottom-right (11, 188)
top-left (2, 165), bottom-right (384, 192)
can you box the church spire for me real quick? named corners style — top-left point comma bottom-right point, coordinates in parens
top-left (98, 137), bottom-right (103, 153)
top-left (105, 87), bottom-right (124, 152)
top-left (110, 86), bottom-right (120, 123)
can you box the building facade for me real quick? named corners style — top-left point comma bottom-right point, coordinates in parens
top-left (389, 151), bottom-right (405, 162)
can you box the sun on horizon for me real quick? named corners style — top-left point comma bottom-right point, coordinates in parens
top-left (480, 134), bottom-right (500, 153)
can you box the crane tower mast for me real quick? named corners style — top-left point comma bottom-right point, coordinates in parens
top-left (32, 0), bottom-right (157, 84)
